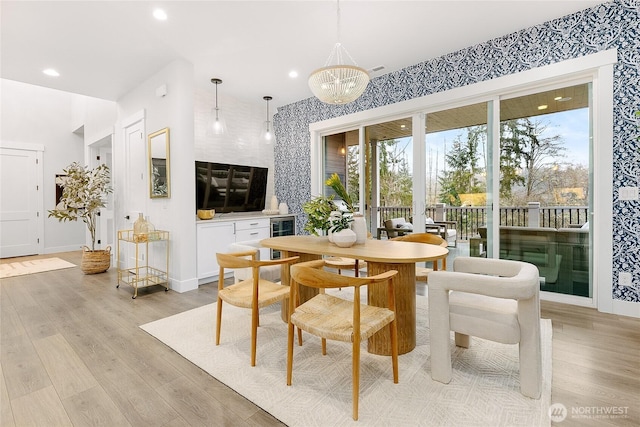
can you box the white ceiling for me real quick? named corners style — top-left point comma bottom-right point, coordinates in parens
top-left (1, 1), bottom-right (606, 109)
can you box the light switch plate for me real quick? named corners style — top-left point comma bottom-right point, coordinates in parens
top-left (619, 186), bottom-right (639, 201)
top-left (619, 272), bottom-right (632, 287)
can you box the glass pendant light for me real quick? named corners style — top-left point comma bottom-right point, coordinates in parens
top-left (210, 78), bottom-right (226, 135)
top-left (262, 96), bottom-right (273, 143)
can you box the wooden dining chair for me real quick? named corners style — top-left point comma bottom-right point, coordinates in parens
top-left (286, 259), bottom-right (399, 421)
top-left (324, 256), bottom-right (367, 277)
top-left (216, 251), bottom-right (298, 366)
top-left (391, 232), bottom-right (448, 281)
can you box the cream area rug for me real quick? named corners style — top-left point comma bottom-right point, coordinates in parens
top-left (0, 257), bottom-right (76, 278)
top-left (141, 291), bottom-right (552, 426)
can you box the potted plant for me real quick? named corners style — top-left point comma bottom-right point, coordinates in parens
top-left (49, 162), bottom-right (113, 274)
top-left (325, 173), bottom-right (367, 243)
top-left (328, 210), bottom-right (356, 247)
top-left (328, 210), bottom-right (353, 233)
top-left (302, 195), bottom-right (337, 236)
top-left (302, 174), bottom-right (359, 242)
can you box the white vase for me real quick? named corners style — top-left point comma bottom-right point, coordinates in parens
top-left (327, 228), bottom-right (334, 243)
top-left (351, 214), bottom-right (367, 244)
top-left (279, 202), bottom-right (288, 215)
top-left (332, 228), bottom-right (357, 247)
top-left (328, 210), bottom-right (343, 243)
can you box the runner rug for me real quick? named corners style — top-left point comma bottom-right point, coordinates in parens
top-left (141, 291), bottom-right (552, 426)
top-left (0, 257), bottom-right (76, 279)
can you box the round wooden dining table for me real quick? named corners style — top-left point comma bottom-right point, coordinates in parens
top-left (261, 235), bottom-right (448, 355)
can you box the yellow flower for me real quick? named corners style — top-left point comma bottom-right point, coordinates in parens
top-left (325, 173), bottom-right (353, 211)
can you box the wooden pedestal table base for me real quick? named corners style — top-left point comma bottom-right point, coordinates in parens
top-left (367, 262), bottom-right (416, 355)
top-left (276, 251), bottom-right (321, 322)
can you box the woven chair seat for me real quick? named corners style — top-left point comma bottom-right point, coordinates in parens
top-left (290, 293), bottom-right (395, 342)
top-left (219, 279), bottom-right (290, 308)
top-left (415, 266), bottom-right (434, 282)
top-left (324, 256), bottom-right (367, 277)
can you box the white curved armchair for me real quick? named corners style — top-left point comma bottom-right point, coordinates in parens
top-left (428, 257), bottom-right (542, 399)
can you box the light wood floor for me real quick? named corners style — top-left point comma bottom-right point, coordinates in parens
top-left (1, 251), bottom-right (639, 426)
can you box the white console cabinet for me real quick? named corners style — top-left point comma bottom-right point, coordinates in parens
top-left (196, 216), bottom-right (271, 282)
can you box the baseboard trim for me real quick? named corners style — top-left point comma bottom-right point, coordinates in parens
top-left (170, 277), bottom-right (199, 293)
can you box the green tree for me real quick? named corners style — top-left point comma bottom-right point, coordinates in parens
top-left (439, 118), bottom-right (566, 206)
top-left (438, 127), bottom-right (485, 206)
top-left (499, 120), bottom-right (527, 199)
top-left (349, 139), bottom-right (413, 208)
top-left (521, 118), bottom-right (565, 198)
top-left (500, 118), bottom-right (566, 203)
top-left (379, 139), bottom-right (413, 207)
top-left (347, 145), bottom-right (360, 204)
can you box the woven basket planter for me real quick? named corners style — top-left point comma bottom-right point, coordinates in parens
top-left (81, 245), bottom-right (111, 274)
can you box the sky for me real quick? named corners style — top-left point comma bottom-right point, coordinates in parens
top-left (393, 107), bottom-right (592, 176)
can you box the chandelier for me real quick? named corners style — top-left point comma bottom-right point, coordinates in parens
top-left (308, 0), bottom-right (369, 105)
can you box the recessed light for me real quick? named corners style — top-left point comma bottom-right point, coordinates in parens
top-left (288, 70), bottom-right (298, 79)
top-left (43, 68), bottom-right (60, 77)
top-left (400, 124), bottom-right (406, 129)
top-left (554, 96), bottom-right (562, 101)
top-left (537, 105), bottom-right (548, 110)
top-left (153, 9), bottom-right (167, 21)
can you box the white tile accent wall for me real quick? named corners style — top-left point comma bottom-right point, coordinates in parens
top-left (194, 90), bottom-right (275, 202)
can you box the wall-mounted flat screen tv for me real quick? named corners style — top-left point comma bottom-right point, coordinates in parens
top-left (195, 161), bottom-right (268, 213)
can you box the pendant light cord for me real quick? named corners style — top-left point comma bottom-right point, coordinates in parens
top-left (215, 83), bottom-right (219, 119)
top-left (336, 0), bottom-right (341, 44)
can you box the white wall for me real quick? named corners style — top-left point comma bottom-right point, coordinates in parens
top-left (115, 59), bottom-right (197, 292)
top-left (0, 79), bottom-right (117, 253)
top-left (71, 95), bottom-right (118, 148)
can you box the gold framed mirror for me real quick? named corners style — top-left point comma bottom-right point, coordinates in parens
top-left (148, 127), bottom-right (170, 198)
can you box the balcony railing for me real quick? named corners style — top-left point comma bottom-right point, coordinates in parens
top-left (376, 204), bottom-right (588, 241)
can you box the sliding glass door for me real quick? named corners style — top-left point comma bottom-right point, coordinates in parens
top-left (321, 82), bottom-right (593, 299)
top-left (498, 83), bottom-right (592, 297)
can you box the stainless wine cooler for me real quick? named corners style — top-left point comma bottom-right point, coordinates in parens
top-left (270, 216), bottom-right (295, 259)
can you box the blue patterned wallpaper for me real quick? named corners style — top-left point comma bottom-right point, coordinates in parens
top-left (273, 0), bottom-right (639, 303)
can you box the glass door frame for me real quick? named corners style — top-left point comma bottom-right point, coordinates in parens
top-left (309, 49), bottom-right (615, 311)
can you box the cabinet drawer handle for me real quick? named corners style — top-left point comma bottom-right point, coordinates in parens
top-left (250, 232), bottom-right (259, 235)
top-left (249, 222), bottom-right (259, 226)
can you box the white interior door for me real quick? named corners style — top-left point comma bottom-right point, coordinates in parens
top-left (0, 146), bottom-right (43, 258)
top-left (121, 115), bottom-right (146, 269)
top-left (89, 135), bottom-right (114, 251)
top-left (99, 147), bottom-right (114, 248)
top-left (125, 119), bottom-right (146, 222)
